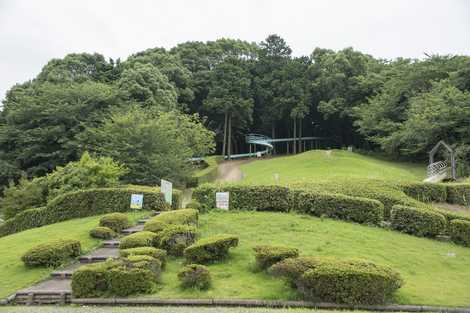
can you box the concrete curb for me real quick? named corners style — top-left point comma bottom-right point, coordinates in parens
top-left (0, 294), bottom-right (16, 305)
top-left (69, 298), bottom-right (470, 313)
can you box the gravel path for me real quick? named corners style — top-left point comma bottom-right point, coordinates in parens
top-left (216, 160), bottom-right (253, 182)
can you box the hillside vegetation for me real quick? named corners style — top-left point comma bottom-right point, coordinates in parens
top-left (240, 150), bottom-right (425, 185)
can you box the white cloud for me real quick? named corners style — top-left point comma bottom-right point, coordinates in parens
top-left (1, 0), bottom-right (469, 101)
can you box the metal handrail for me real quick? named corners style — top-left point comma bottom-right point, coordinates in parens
top-left (427, 161), bottom-right (448, 177)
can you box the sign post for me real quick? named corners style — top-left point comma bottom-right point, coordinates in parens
top-left (161, 179), bottom-right (173, 205)
top-left (130, 194), bottom-right (144, 210)
top-left (216, 192), bottom-right (230, 210)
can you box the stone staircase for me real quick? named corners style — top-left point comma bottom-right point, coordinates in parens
top-left (13, 214), bottom-right (154, 305)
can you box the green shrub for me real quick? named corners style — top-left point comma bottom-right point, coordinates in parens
top-left (390, 205), bottom-right (446, 237)
top-left (184, 235), bottom-right (238, 264)
top-left (446, 184), bottom-right (470, 206)
top-left (401, 182), bottom-right (447, 203)
top-left (298, 260), bottom-right (403, 304)
top-left (186, 200), bottom-right (202, 211)
top-left (120, 231), bottom-right (157, 249)
top-left (21, 239), bottom-right (81, 267)
top-left (120, 247), bottom-right (167, 266)
top-left (193, 184), bottom-right (291, 212)
top-left (99, 213), bottom-right (130, 232)
top-left (0, 176), bottom-right (48, 219)
top-left (253, 245), bottom-right (299, 270)
top-left (107, 267), bottom-right (153, 296)
top-left (269, 256), bottom-right (326, 283)
top-left (178, 264), bottom-right (211, 289)
top-left (292, 191), bottom-right (384, 225)
top-left (0, 185), bottom-right (183, 237)
top-left (148, 209), bottom-right (199, 226)
top-left (72, 257), bottom-right (157, 298)
top-left (71, 261), bottom-right (113, 298)
top-left (143, 219), bottom-right (168, 234)
top-left (89, 226), bottom-right (116, 239)
top-left (154, 224), bottom-right (197, 256)
top-left (449, 219), bottom-right (470, 246)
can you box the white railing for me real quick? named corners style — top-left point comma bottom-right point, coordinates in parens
top-left (427, 161), bottom-right (449, 178)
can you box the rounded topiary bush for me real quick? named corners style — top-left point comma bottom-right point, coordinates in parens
top-left (184, 234), bottom-right (238, 264)
top-left (297, 260), bottom-right (403, 304)
top-left (178, 264), bottom-right (211, 290)
top-left (155, 224), bottom-right (197, 256)
top-left (21, 239), bottom-right (81, 267)
top-left (185, 201), bottom-right (202, 211)
top-left (107, 267), bottom-right (153, 296)
top-left (124, 255), bottom-right (162, 280)
top-left (120, 247), bottom-right (167, 266)
top-left (120, 231), bottom-right (157, 249)
top-left (269, 256), bottom-right (325, 283)
top-left (143, 219), bottom-right (168, 234)
top-left (449, 219), bottom-right (470, 246)
top-left (390, 205), bottom-right (446, 237)
top-left (99, 213), bottom-right (130, 233)
top-left (90, 226), bottom-right (116, 239)
top-left (151, 209), bottom-right (199, 226)
top-left (253, 245), bottom-right (299, 270)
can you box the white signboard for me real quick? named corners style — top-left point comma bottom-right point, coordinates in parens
top-left (130, 194), bottom-right (144, 209)
top-left (274, 173), bottom-right (280, 183)
top-left (256, 151), bottom-right (262, 158)
top-left (161, 179), bottom-right (173, 205)
top-left (216, 192), bottom-right (230, 210)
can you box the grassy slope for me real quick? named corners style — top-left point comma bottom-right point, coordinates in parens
top-left (240, 150), bottom-right (425, 185)
top-left (0, 211), bottom-right (148, 298)
top-left (152, 211), bottom-right (470, 306)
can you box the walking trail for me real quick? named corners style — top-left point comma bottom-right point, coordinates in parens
top-left (216, 159), bottom-right (253, 182)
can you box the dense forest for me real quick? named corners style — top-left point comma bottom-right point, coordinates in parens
top-left (1, 35), bottom-right (470, 189)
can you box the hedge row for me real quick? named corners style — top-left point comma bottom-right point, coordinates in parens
top-left (72, 256), bottom-right (161, 298)
top-left (270, 256), bottom-right (403, 304)
top-left (390, 205), bottom-right (447, 238)
top-left (0, 186), bottom-right (181, 237)
top-left (401, 182), bottom-right (470, 206)
top-left (449, 219), bottom-right (470, 246)
top-left (194, 184), bottom-right (384, 225)
top-left (21, 239), bottom-right (81, 267)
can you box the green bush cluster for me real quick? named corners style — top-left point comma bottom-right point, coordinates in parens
top-left (119, 231), bottom-right (158, 249)
top-left (400, 182), bottom-right (447, 203)
top-left (89, 226), bottom-right (116, 239)
top-left (71, 256), bottom-right (161, 298)
top-left (146, 209), bottom-right (198, 227)
top-left (253, 245), bottom-right (299, 270)
top-left (293, 190), bottom-right (384, 225)
top-left (21, 239), bottom-right (81, 267)
top-left (177, 264), bottom-right (211, 289)
top-left (1, 177), bottom-right (48, 220)
top-left (185, 201), bottom-right (202, 211)
top-left (270, 256), bottom-right (402, 304)
top-left (120, 247), bottom-right (167, 266)
top-left (184, 235), bottom-right (239, 264)
top-left (390, 205), bottom-right (447, 237)
top-left (193, 184), bottom-right (291, 212)
top-left (154, 224), bottom-right (197, 256)
top-left (0, 186), bottom-right (181, 237)
top-left (298, 260), bottom-right (403, 304)
top-left (99, 213), bottom-right (130, 232)
top-left (449, 219), bottom-right (470, 246)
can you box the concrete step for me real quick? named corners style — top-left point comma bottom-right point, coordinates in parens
top-left (137, 218), bottom-right (149, 225)
top-left (102, 240), bottom-right (120, 248)
top-left (51, 263), bottom-right (81, 279)
top-left (15, 279), bottom-right (72, 304)
top-left (150, 211), bottom-right (162, 216)
top-left (79, 247), bottom-right (119, 264)
top-left (121, 224), bottom-right (144, 234)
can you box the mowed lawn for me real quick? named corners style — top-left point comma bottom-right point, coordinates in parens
top-left (152, 211), bottom-right (470, 306)
top-left (240, 150), bottom-right (425, 185)
top-left (0, 211), bottom-right (148, 298)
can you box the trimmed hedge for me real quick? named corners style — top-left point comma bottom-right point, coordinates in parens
top-left (154, 224), bottom-right (197, 256)
top-left (449, 219), bottom-right (470, 246)
top-left (193, 184), bottom-right (291, 212)
top-left (0, 186), bottom-right (182, 237)
top-left (298, 260), bottom-right (403, 304)
top-left (269, 256), bottom-right (327, 283)
top-left (149, 209), bottom-right (198, 226)
top-left (99, 213), bottom-right (130, 232)
top-left (178, 264), bottom-right (211, 289)
top-left (292, 190), bottom-right (384, 225)
top-left (253, 245), bottom-right (299, 270)
top-left (90, 226), bottom-right (116, 239)
top-left (401, 182), bottom-right (447, 203)
top-left (120, 247), bottom-right (167, 266)
top-left (120, 231), bottom-right (158, 249)
top-left (390, 205), bottom-right (446, 237)
top-left (21, 239), bottom-right (81, 267)
top-left (185, 201), bottom-right (202, 211)
top-left (446, 184), bottom-right (470, 206)
top-left (71, 257), bottom-right (159, 298)
top-left (184, 235), bottom-right (239, 264)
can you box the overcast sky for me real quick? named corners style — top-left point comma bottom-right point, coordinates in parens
top-left (1, 0), bottom-right (469, 101)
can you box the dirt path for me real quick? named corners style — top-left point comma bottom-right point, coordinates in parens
top-left (216, 159), bottom-right (254, 182)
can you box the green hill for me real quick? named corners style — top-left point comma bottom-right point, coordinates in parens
top-left (240, 150), bottom-right (425, 185)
